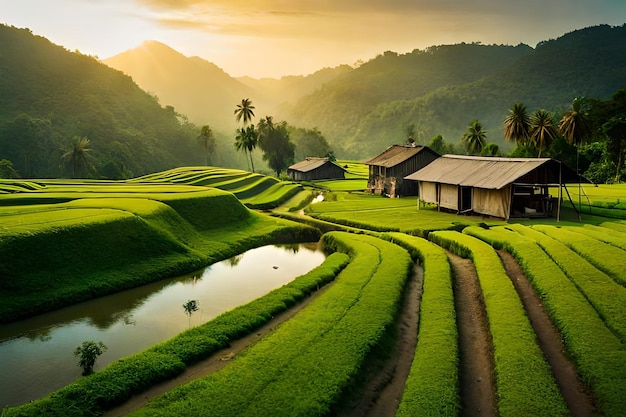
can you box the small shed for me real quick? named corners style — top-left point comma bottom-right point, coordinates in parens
top-left (287, 157), bottom-right (346, 181)
top-left (405, 155), bottom-right (584, 219)
top-left (365, 145), bottom-right (440, 197)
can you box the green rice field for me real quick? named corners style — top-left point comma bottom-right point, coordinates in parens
top-left (2, 167), bottom-right (626, 416)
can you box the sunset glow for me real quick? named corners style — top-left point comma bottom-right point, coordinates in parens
top-left (2, 0), bottom-right (625, 78)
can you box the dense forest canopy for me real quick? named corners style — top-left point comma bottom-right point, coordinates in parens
top-left (0, 25), bottom-right (204, 179)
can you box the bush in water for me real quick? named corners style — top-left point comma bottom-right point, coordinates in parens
top-left (74, 341), bottom-right (107, 376)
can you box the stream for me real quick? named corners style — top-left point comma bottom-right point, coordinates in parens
top-left (0, 242), bottom-right (326, 408)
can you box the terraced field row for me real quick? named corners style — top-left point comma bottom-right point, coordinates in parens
top-left (2, 168), bottom-right (625, 416)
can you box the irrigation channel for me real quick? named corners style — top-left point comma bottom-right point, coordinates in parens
top-left (0, 243), bottom-right (326, 408)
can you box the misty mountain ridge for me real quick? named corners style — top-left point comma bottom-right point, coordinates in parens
top-left (104, 24), bottom-right (626, 159)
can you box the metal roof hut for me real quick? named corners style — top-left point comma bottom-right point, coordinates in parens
top-left (287, 157), bottom-right (346, 181)
top-left (365, 145), bottom-right (440, 197)
top-left (405, 155), bottom-right (585, 220)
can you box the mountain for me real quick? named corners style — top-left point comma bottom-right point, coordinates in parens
top-left (236, 65), bottom-right (353, 112)
top-left (103, 41), bottom-right (256, 133)
top-left (0, 25), bottom-right (207, 178)
top-left (285, 24), bottom-right (626, 158)
top-left (283, 42), bottom-right (534, 155)
top-left (104, 43), bottom-right (352, 133)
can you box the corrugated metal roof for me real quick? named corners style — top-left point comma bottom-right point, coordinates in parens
top-left (364, 145), bottom-right (429, 167)
top-left (288, 157), bottom-right (334, 173)
top-left (404, 155), bottom-right (556, 189)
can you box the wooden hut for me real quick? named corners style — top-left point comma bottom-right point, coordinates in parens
top-left (287, 157), bottom-right (345, 181)
top-left (365, 145), bottom-right (439, 197)
top-left (405, 155), bottom-right (585, 220)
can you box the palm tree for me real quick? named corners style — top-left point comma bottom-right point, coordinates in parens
top-left (197, 125), bottom-right (216, 166)
top-left (462, 120), bottom-right (487, 155)
top-left (234, 125), bottom-right (257, 172)
top-left (61, 136), bottom-right (92, 178)
top-left (234, 98), bottom-right (255, 126)
top-left (559, 98), bottom-right (593, 219)
top-left (529, 110), bottom-right (558, 157)
top-left (504, 103), bottom-right (531, 146)
top-left (558, 97), bottom-right (591, 147)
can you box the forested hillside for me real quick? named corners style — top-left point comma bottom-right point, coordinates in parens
top-left (285, 24), bottom-right (626, 158)
top-left (0, 25), bottom-right (205, 179)
top-left (283, 42), bottom-right (533, 154)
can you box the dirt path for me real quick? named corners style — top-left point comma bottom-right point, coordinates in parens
top-left (104, 287), bottom-right (327, 416)
top-left (448, 252), bottom-right (497, 417)
top-left (497, 250), bottom-right (596, 417)
top-left (339, 263), bottom-right (423, 417)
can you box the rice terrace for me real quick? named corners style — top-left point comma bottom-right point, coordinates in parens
top-left (0, 164), bottom-right (625, 417)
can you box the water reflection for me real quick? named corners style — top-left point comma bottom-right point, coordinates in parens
top-left (0, 243), bottom-right (325, 408)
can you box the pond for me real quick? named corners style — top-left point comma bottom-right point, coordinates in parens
top-left (0, 243), bottom-right (326, 408)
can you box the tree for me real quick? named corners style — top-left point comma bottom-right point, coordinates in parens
top-left (234, 125), bottom-right (258, 172)
top-left (257, 120), bottom-right (296, 177)
top-left (602, 116), bottom-right (626, 182)
top-left (462, 120), bottom-right (486, 155)
top-left (428, 134), bottom-right (453, 155)
top-left (504, 103), bottom-right (531, 146)
top-left (61, 136), bottom-right (93, 178)
top-left (289, 126), bottom-right (332, 159)
top-left (74, 341), bottom-right (107, 376)
top-left (234, 98), bottom-right (255, 126)
top-left (0, 114), bottom-right (50, 177)
top-left (481, 143), bottom-right (501, 157)
top-left (183, 299), bottom-right (199, 328)
top-left (557, 98), bottom-right (591, 218)
top-left (530, 110), bottom-right (558, 157)
top-left (0, 159), bottom-right (19, 178)
top-left (558, 97), bottom-right (592, 147)
top-left (197, 125), bottom-right (216, 166)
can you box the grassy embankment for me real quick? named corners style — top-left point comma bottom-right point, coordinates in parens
top-left (125, 232), bottom-right (412, 416)
top-left (429, 230), bottom-right (568, 416)
top-left (384, 232), bottom-right (460, 416)
top-left (0, 172), bottom-right (318, 322)
top-left (2, 253), bottom-right (350, 417)
top-left (465, 223), bottom-right (626, 416)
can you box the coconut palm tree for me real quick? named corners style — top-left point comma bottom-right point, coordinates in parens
top-left (529, 110), bottom-right (558, 157)
top-left (234, 98), bottom-right (255, 126)
top-left (61, 136), bottom-right (92, 178)
top-left (504, 103), bottom-right (531, 146)
top-left (462, 120), bottom-right (487, 155)
top-left (558, 98), bottom-right (592, 219)
top-left (197, 125), bottom-right (216, 166)
top-left (558, 97), bottom-right (592, 147)
top-left (234, 125), bottom-right (257, 172)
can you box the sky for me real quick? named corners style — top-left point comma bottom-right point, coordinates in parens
top-left (2, 0), bottom-right (625, 79)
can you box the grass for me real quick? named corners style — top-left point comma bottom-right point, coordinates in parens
top-left (3, 170), bottom-right (626, 414)
top-left (305, 193), bottom-right (499, 235)
top-left (464, 224), bottom-right (626, 417)
top-left (0, 185), bottom-right (320, 322)
top-left (385, 232), bottom-right (460, 417)
top-left (530, 224), bottom-right (626, 286)
top-left (3, 253), bottom-right (350, 417)
top-left (429, 230), bottom-right (568, 417)
top-left (128, 232), bottom-right (412, 417)
top-left (509, 224), bottom-right (626, 343)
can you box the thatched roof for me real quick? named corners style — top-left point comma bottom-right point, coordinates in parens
top-left (405, 155), bottom-right (584, 189)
